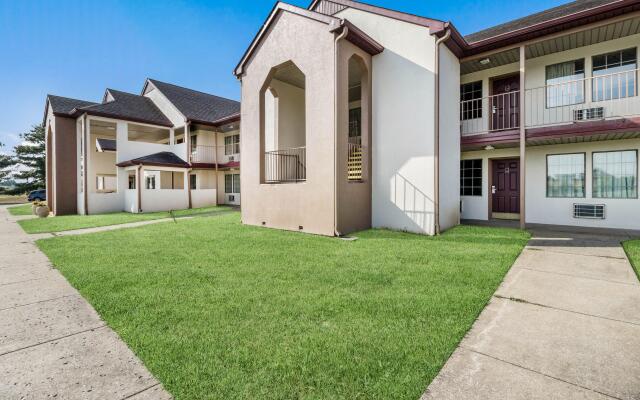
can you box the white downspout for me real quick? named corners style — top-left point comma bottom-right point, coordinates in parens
top-left (433, 28), bottom-right (451, 235)
top-left (333, 23), bottom-right (348, 237)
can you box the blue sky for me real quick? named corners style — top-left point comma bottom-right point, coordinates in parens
top-left (0, 0), bottom-right (568, 152)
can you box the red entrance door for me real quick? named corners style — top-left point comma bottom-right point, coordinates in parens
top-left (492, 159), bottom-right (520, 215)
top-left (491, 75), bottom-right (520, 131)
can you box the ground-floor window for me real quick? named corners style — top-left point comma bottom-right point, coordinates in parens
top-left (225, 174), bottom-right (240, 193)
top-left (128, 174), bottom-right (136, 189)
top-left (190, 174), bottom-right (197, 190)
top-left (460, 159), bottom-right (482, 196)
top-left (546, 153), bottom-right (585, 198)
top-left (593, 150), bottom-right (637, 198)
top-left (145, 174), bottom-right (156, 190)
top-left (96, 174), bottom-right (117, 193)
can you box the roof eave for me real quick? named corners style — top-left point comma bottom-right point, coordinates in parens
top-left (69, 108), bottom-right (173, 128)
top-left (463, 0), bottom-right (640, 55)
top-left (234, 2), bottom-right (341, 77)
top-left (332, 20), bottom-right (384, 55)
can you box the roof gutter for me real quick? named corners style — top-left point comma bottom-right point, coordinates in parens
top-left (433, 28), bottom-right (450, 235)
top-left (333, 23), bottom-right (349, 237)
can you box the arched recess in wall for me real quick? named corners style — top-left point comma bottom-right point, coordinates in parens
top-left (259, 61), bottom-right (307, 183)
top-left (346, 54), bottom-right (369, 182)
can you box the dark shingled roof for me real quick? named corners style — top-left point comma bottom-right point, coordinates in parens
top-left (465, 0), bottom-right (619, 43)
top-left (96, 138), bottom-right (116, 152)
top-left (72, 89), bottom-right (173, 127)
top-left (116, 151), bottom-right (190, 168)
top-left (47, 95), bottom-right (97, 116)
top-left (147, 79), bottom-right (240, 126)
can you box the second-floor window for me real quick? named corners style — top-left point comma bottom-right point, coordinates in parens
top-left (460, 81), bottom-right (482, 120)
top-left (190, 134), bottom-right (198, 151)
top-left (546, 59), bottom-right (585, 108)
top-left (225, 134), bottom-right (240, 155)
top-left (592, 48), bottom-right (637, 101)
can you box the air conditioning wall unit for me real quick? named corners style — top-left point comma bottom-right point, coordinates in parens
top-left (573, 204), bottom-right (605, 219)
top-left (574, 107), bottom-right (604, 121)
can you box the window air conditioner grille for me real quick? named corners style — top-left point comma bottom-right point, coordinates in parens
top-left (574, 107), bottom-right (604, 121)
top-left (573, 204), bottom-right (605, 219)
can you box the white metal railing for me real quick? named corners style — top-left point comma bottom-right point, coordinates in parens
top-left (460, 68), bottom-right (640, 136)
top-left (264, 146), bottom-right (306, 183)
top-left (460, 91), bottom-right (520, 136)
top-left (190, 144), bottom-right (240, 164)
top-left (525, 68), bottom-right (639, 128)
top-left (191, 145), bottom-right (217, 163)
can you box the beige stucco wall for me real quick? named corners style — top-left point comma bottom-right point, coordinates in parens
top-left (335, 40), bottom-right (372, 234)
top-left (335, 7), bottom-right (439, 235)
top-left (239, 11), bottom-right (337, 235)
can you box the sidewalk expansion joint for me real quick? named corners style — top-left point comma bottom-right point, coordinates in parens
top-left (516, 266), bottom-right (640, 286)
top-left (0, 324), bottom-right (107, 358)
top-left (0, 294), bottom-right (79, 312)
top-left (460, 346), bottom-right (623, 400)
top-left (493, 294), bottom-right (640, 327)
top-left (120, 383), bottom-right (163, 400)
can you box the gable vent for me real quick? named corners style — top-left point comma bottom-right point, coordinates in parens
top-left (574, 107), bottom-right (604, 121)
top-left (573, 204), bottom-right (605, 219)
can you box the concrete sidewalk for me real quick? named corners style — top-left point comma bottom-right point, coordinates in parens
top-left (423, 227), bottom-right (640, 400)
top-left (0, 206), bottom-right (172, 399)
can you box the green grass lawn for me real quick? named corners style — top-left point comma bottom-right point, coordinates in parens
top-left (37, 214), bottom-right (529, 400)
top-left (7, 203), bottom-right (33, 216)
top-left (18, 205), bottom-right (231, 233)
top-left (623, 240), bottom-right (640, 279)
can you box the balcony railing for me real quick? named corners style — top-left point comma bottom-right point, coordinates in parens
top-left (460, 68), bottom-right (640, 136)
top-left (461, 91), bottom-right (520, 136)
top-left (525, 68), bottom-right (639, 128)
top-left (190, 145), bottom-right (240, 164)
top-left (264, 146), bottom-right (306, 183)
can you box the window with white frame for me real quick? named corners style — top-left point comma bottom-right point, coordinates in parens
top-left (545, 59), bottom-right (585, 108)
top-left (225, 134), bottom-right (240, 155)
top-left (460, 81), bottom-right (482, 120)
top-left (593, 150), bottom-right (637, 199)
top-left (145, 173), bottom-right (156, 190)
top-left (189, 174), bottom-right (197, 190)
top-left (546, 153), bottom-right (585, 198)
top-left (225, 173), bottom-right (240, 193)
top-left (460, 159), bottom-right (482, 196)
top-left (592, 48), bottom-right (637, 101)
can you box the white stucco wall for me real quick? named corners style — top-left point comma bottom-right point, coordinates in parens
top-left (462, 139), bottom-right (640, 229)
top-left (438, 45), bottom-right (461, 231)
top-left (270, 79), bottom-right (306, 149)
top-left (143, 83), bottom-right (186, 127)
top-left (192, 189), bottom-right (218, 208)
top-left (335, 8), bottom-right (438, 234)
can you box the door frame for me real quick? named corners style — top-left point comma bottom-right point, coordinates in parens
top-left (488, 156), bottom-right (521, 219)
top-left (489, 72), bottom-right (520, 132)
